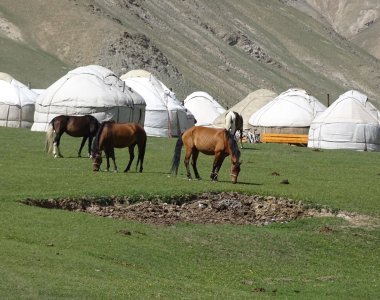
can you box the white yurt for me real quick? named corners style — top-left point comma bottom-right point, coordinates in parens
top-left (121, 70), bottom-right (195, 137)
top-left (0, 72), bottom-right (38, 128)
top-left (308, 90), bottom-right (380, 151)
top-left (31, 65), bottom-right (146, 132)
top-left (32, 89), bottom-right (46, 95)
top-left (213, 89), bottom-right (277, 129)
top-left (184, 91), bottom-right (225, 127)
top-left (248, 88), bottom-right (326, 134)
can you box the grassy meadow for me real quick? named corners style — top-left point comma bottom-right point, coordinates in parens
top-left (0, 126), bottom-right (379, 299)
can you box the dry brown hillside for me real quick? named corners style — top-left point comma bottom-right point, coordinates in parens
top-left (293, 0), bottom-right (380, 59)
top-left (0, 0), bottom-right (379, 108)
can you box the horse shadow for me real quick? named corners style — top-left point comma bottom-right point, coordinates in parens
top-left (241, 146), bottom-right (261, 151)
top-left (217, 180), bottom-right (262, 186)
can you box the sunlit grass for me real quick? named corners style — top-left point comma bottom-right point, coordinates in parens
top-left (0, 127), bottom-right (379, 299)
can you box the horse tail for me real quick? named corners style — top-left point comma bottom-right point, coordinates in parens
top-left (45, 122), bottom-right (55, 154)
top-left (226, 130), bottom-right (241, 160)
top-left (237, 113), bottom-right (243, 131)
top-left (170, 133), bottom-right (184, 175)
top-left (136, 130), bottom-right (147, 173)
top-left (89, 115), bottom-right (100, 137)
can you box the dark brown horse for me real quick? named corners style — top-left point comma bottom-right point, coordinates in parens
top-left (45, 115), bottom-right (100, 158)
top-left (225, 111), bottom-right (244, 148)
top-left (91, 121), bottom-right (147, 172)
top-left (171, 126), bottom-right (241, 183)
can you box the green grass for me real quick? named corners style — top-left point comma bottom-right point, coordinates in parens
top-left (0, 127), bottom-right (379, 299)
top-left (0, 36), bottom-right (69, 89)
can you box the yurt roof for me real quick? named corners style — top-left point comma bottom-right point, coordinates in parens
top-left (37, 65), bottom-right (136, 108)
top-left (184, 91), bottom-right (225, 126)
top-left (120, 69), bottom-right (151, 79)
top-left (121, 70), bottom-right (183, 111)
top-left (312, 90), bottom-right (380, 125)
top-left (249, 88), bottom-right (326, 127)
top-left (213, 89), bottom-right (277, 128)
top-left (0, 72), bottom-right (38, 106)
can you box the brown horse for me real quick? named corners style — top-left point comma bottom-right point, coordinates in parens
top-left (45, 115), bottom-right (100, 158)
top-left (171, 126), bottom-right (241, 183)
top-left (91, 121), bottom-right (147, 172)
top-left (225, 111), bottom-right (244, 148)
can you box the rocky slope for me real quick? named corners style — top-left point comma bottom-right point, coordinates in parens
top-left (0, 0), bottom-right (379, 108)
top-left (291, 0), bottom-right (380, 59)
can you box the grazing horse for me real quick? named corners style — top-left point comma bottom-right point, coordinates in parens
top-left (171, 126), bottom-right (241, 184)
top-left (225, 111), bottom-right (244, 148)
top-left (45, 115), bottom-right (100, 158)
top-left (91, 121), bottom-right (147, 172)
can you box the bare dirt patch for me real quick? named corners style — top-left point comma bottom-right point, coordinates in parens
top-left (21, 192), bottom-right (378, 227)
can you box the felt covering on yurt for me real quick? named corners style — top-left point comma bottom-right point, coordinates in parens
top-left (184, 91), bottom-right (225, 127)
top-left (213, 89), bottom-right (277, 129)
top-left (0, 72), bottom-right (38, 128)
top-left (31, 65), bottom-right (145, 132)
top-left (308, 90), bottom-right (380, 151)
top-left (121, 70), bottom-right (195, 137)
top-left (248, 88), bottom-right (326, 134)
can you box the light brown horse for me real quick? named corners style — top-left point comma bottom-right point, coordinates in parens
top-left (171, 126), bottom-right (241, 183)
top-left (91, 121), bottom-right (147, 172)
top-left (45, 115), bottom-right (100, 158)
top-left (225, 111), bottom-right (244, 148)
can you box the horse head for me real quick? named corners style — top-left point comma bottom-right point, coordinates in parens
top-left (91, 151), bottom-right (102, 171)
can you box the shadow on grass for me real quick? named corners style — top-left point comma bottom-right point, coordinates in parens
top-left (240, 147), bottom-right (261, 151)
top-left (218, 180), bottom-right (262, 185)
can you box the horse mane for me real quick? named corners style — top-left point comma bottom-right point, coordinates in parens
top-left (225, 130), bottom-right (240, 160)
top-left (92, 121), bottom-right (113, 154)
top-left (89, 115), bottom-right (100, 133)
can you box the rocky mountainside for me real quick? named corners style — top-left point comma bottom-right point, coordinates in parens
top-left (0, 0), bottom-right (379, 108)
top-left (290, 0), bottom-right (380, 59)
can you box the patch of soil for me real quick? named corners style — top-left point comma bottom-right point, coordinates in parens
top-left (21, 192), bottom-right (378, 227)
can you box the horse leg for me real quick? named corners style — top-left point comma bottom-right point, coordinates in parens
top-left (124, 145), bottom-right (135, 172)
top-left (110, 148), bottom-right (118, 172)
top-left (239, 129), bottom-right (244, 149)
top-left (102, 148), bottom-right (113, 172)
top-left (210, 154), bottom-right (219, 181)
top-left (210, 153), bottom-right (226, 181)
top-left (184, 147), bottom-right (193, 180)
top-left (104, 151), bottom-right (110, 172)
top-left (191, 150), bottom-right (201, 180)
top-left (78, 136), bottom-right (87, 157)
top-left (88, 136), bottom-right (93, 158)
top-left (53, 133), bottom-right (64, 158)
